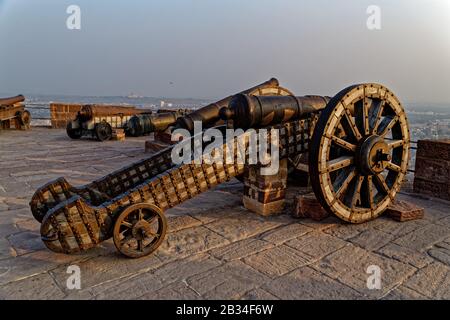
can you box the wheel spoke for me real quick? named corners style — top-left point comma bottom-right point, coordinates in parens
top-left (146, 214), bottom-right (158, 225)
top-left (386, 162), bottom-right (402, 173)
top-left (335, 168), bottom-right (357, 199)
top-left (361, 176), bottom-right (375, 209)
top-left (371, 100), bottom-right (385, 134)
top-left (137, 239), bottom-right (144, 252)
top-left (366, 176), bottom-right (374, 209)
top-left (373, 173), bottom-right (390, 195)
top-left (121, 221), bottom-right (133, 229)
top-left (387, 139), bottom-right (405, 149)
top-left (379, 115), bottom-right (399, 137)
top-left (324, 156), bottom-right (354, 173)
top-left (343, 108), bottom-right (362, 140)
top-left (351, 175), bottom-right (364, 208)
top-left (121, 234), bottom-right (133, 245)
top-left (138, 209), bottom-right (144, 221)
top-left (363, 97), bottom-right (370, 135)
top-left (146, 231), bottom-right (160, 238)
top-left (330, 135), bottom-right (356, 152)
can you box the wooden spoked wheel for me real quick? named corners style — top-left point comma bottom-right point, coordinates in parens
top-left (309, 84), bottom-right (410, 223)
top-left (113, 203), bottom-right (167, 258)
top-left (66, 121), bottom-right (82, 139)
top-left (94, 121), bottom-right (112, 141)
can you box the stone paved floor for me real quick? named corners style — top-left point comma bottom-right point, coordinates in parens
top-left (0, 128), bottom-right (449, 300)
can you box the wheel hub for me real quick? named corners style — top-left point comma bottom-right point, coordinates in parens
top-left (357, 135), bottom-right (390, 175)
top-left (132, 220), bottom-right (153, 240)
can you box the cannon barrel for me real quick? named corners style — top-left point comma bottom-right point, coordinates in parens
top-left (0, 95), bottom-right (25, 106)
top-left (220, 94), bottom-right (331, 129)
top-left (175, 78), bottom-right (280, 132)
top-left (127, 112), bottom-right (180, 137)
top-left (78, 104), bottom-right (150, 121)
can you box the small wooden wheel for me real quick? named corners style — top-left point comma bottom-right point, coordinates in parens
top-left (17, 110), bottom-right (31, 126)
top-left (66, 121), bottom-right (82, 139)
top-left (113, 203), bottom-right (167, 258)
top-left (309, 84), bottom-right (410, 223)
top-left (94, 121), bottom-right (112, 141)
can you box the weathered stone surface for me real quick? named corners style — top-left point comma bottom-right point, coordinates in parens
top-left (0, 238), bottom-right (15, 260)
top-left (187, 260), bottom-right (269, 299)
top-left (170, 190), bottom-right (242, 219)
top-left (94, 254), bottom-right (221, 299)
top-left (260, 223), bottom-right (313, 244)
top-left (50, 252), bottom-right (164, 294)
top-left (286, 231), bottom-right (347, 260)
top-left (157, 226), bottom-right (229, 260)
top-left (349, 229), bottom-right (396, 251)
top-left (428, 240), bottom-right (450, 265)
top-left (414, 140), bottom-right (450, 201)
top-left (312, 245), bottom-right (416, 298)
top-left (376, 243), bottom-right (433, 269)
top-left (416, 139), bottom-right (450, 161)
top-left (324, 218), bottom-right (384, 240)
top-left (403, 262), bottom-right (450, 299)
top-left (0, 273), bottom-right (65, 300)
top-left (373, 217), bottom-right (428, 237)
top-left (421, 207), bottom-right (450, 222)
top-left (297, 216), bottom-right (339, 231)
top-left (7, 231), bottom-right (45, 255)
top-left (393, 224), bottom-right (450, 252)
top-left (241, 288), bottom-right (279, 300)
top-left (382, 285), bottom-right (429, 300)
top-left (414, 157), bottom-right (450, 184)
top-left (262, 266), bottom-right (362, 299)
top-left (0, 250), bottom-right (85, 286)
top-left (205, 209), bottom-right (284, 242)
top-left (209, 238), bottom-right (274, 261)
top-left (243, 245), bottom-right (310, 278)
top-left (166, 215), bottom-right (203, 233)
top-left (139, 281), bottom-right (201, 300)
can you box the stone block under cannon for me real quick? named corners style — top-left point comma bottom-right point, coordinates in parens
top-left (29, 82), bottom-right (410, 258)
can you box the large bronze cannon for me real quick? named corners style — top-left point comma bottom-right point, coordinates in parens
top-left (175, 78), bottom-right (292, 132)
top-left (30, 82), bottom-right (409, 258)
top-left (0, 94), bottom-right (31, 130)
top-left (220, 94), bottom-right (331, 129)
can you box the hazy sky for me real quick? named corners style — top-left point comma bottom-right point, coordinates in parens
top-left (0, 0), bottom-right (449, 104)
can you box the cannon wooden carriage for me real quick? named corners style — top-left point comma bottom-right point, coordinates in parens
top-left (0, 95), bottom-right (31, 131)
top-left (30, 82), bottom-right (410, 258)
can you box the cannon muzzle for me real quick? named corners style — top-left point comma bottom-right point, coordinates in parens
top-left (175, 78), bottom-right (280, 132)
top-left (220, 94), bottom-right (330, 129)
top-left (0, 95), bottom-right (25, 106)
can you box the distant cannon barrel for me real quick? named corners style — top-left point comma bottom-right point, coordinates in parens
top-left (220, 94), bottom-right (331, 129)
top-left (78, 104), bottom-right (150, 121)
top-left (0, 95), bottom-right (25, 106)
top-left (175, 78), bottom-right (280, 132)
top-left (126, 112), bottom-right (180, 137)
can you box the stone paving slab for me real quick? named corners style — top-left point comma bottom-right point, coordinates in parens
top-left (0, 128), bottom-right (450, 299)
